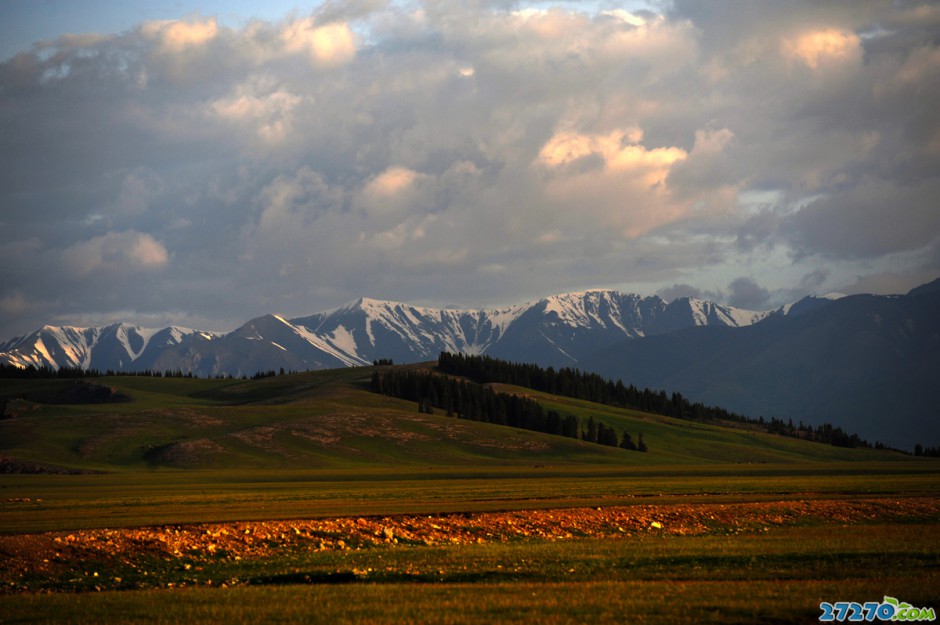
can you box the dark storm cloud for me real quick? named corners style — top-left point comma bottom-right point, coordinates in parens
top-left (726, 277), bottom-right (771, 310)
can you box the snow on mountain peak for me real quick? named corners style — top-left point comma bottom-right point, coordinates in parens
top-left (1, 287), bottom-right (812, 374)
top-left (679, 297), bottom-right (771, 327)
top-left (538, 290), bottom-right (652, 334)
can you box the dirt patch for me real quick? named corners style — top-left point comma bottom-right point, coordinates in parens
top-left (2, 496), bottom-right (937, 593)
top-left (142, 439), bottom-right (230, 468)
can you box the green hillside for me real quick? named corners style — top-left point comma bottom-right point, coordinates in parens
top-left (0, 363), bottom-right (907, 474)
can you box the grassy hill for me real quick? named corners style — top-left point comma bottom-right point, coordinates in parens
top-left (0, 363), bottom-right (907, 474)
top-left (2, 364), bottom-right (938, 625)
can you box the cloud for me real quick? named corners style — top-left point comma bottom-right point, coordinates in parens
top-left (141, 17), bottom-right (219, 53)
top-left (282, 18), bottom-right (357, 67)
top-left (0, 1), bottom-right (938, 338)
top-left (784, 178), bottom-right (940, 260)
top-left (363, 166), bottom-right (420, 200)
top-left (538, 127), bottom-right (686, 183)
top-left (781, 29), bottom-right (861, 70)
top-left (0, 292), bottom-right (38, 317)
top-left (727, 276), bottom-right (771, 310)
top-left (211, 79), bottom-right (303, 144)
top-left (536, 126), bottom-right (692, 237)
top-left (657, 283), bottom-right (722, 303)
top-left (62, 231), bottom-right (169, 278)
top-left (102, 168), bottom-right (166, 218)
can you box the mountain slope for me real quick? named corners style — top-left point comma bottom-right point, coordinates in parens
top-left (487, 291), bottom-right (772, 367)
top-left (289, 297), bottom-right (527, 366)
top-left (0, 323), bottom-right (211, 372)
top-left (581, 287), bottom-right (940, 449)
top-left (147, 315), bottom-right (356, 377)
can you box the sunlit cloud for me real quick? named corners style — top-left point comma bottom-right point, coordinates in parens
top-left (0, 1), bottom-right (937, 337)
top-left (140, 17), bottom-right (219, 53)
top-left (282, 18), bottom-right (357, 67)
top-left (212, 80), bottom-right (303, 143)
top-left (62, 231), bottom-right (169, 278)
top-left (781, 29), bottom-right (861, 70)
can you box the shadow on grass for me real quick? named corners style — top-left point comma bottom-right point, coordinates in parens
top-left (249, 572), bottom-right (359, 585)
top-left (248, 570), bottom-right (542, 586)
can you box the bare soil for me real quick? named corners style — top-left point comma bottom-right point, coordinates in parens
top-left (2, 496), bottom-right (938, 593)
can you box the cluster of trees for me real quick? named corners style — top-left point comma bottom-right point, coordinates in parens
top-left (371, 368), bottom-right (581, 439)
top-left (437, 352), bottom-right (750, 422)
top-left (436, 352), bottom-right (877, 450)
top-left (0, 363), bottom-right (94, 379)
top-left (0, 364), bottom-right (206, 379)
top-left (765, 418), bottom-right (874, 448)
top-left (914, 444), bottom-right (940, 458)
top-left (0, 363), bottom-right (288, 381)
top-left (371, 367), bottom-right (647, 451)
top-left (252, 368), bottom-right (291, 379)
top-left (0, 364), bottom-right (207, 379)
top-left (580, 415), bottom-right (647, 451)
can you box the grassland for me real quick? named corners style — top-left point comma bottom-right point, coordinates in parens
top-left (2, 462), bottom-right (938, 534)
top-left (1, 366), bottom-right (938, 623)
top-left (0, 365), bottom-right (912, 473)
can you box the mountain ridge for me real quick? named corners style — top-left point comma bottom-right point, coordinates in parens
top-left (0, 289), bottom-right (771, 375)
top-left (580, 287), bottom-right (940, 449)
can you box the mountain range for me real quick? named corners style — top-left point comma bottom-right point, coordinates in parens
top-left (581, 279), bottom-right (940, 450)
top-left (0, 290), bottom-right (773, 375)
top-left (2, 280), bottom-right (938, 448)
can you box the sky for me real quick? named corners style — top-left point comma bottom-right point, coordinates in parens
top-left (1, 0), bottom-right (939, 338)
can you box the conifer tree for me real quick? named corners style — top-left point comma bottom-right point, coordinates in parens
top-left (597, 422), bottom-right (619, 447)
top-left (620, 431), bottom-right (637, 451)
top-left (583, 416), bottom-right (598, 443)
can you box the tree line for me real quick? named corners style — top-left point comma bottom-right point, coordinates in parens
top-left (0, 362), bottom-right (320, 381)
top-left (0, 363), bottom-right (237, 380)
top-left (0, 361), bottom-right (333, 380)
top-left (370, 367), bottom-right (646, 451)
top-left (436, 352), bottom-right (879, 450)
top-left (914, 444), bottom-right (940, 458)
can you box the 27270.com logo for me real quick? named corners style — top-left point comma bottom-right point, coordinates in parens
top-left (820, 597), bottom-right (935, 622)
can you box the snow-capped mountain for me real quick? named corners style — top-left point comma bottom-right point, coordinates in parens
top-left (0, 290), bottom-right (772, 376)
top-left (290, 297), bottom-right (528, 367)
top-left (0, 323), bottom-right (213, 372)
top-left (486, 291), bottom-right (773, 366)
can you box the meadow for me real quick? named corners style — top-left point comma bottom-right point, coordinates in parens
top-left (1, 367), bottom-right (938, 623)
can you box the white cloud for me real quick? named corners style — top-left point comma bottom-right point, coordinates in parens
top-left (781, 29), bottom-right (861, 70)
top-left (601, 10), bottom-right (647, 28)
top-left (363, 166), bottom-right (420, 199)
top-left (140, 17), bottom-right (219, 53)
top-left (211, 79), bottom-right (303, 144)
top-left (282, 18), bottom-right (357, 68)
top-left (62, 231), bottom-right (169, 278)
top-left (536, 126), bottom-right (691, 237)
